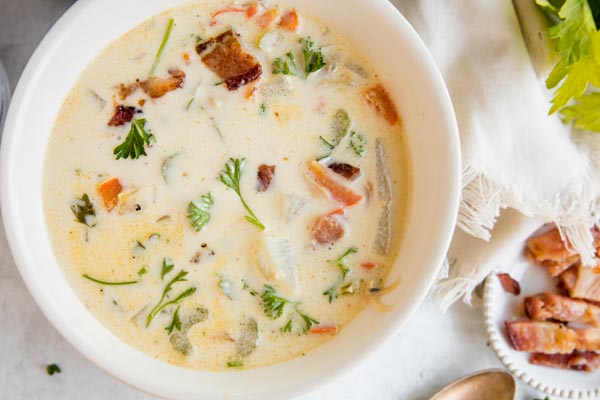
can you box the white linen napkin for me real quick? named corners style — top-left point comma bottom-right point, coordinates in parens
top-left (390, 0), bottom-right (600, 309)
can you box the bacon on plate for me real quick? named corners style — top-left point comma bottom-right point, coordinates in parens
top-left (497, 273), bottom-right (521, 296)
top-left (530, 351), bottom-right (600, 372)
top-left (196, 30), bottom-right (262, 91)
top-left (525, 292), bottom-right (600, 328)
top-left (506, 320), bottom-right (600, 354)
top-left (560, 265), bottom-right (600, 302)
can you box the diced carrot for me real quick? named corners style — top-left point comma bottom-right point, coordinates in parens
top-left (361, 261), bottom-right (377, 270)
top-left (256, 8), bottom-right (279, 30)
top-left (246, 2), bottom-right (260, 18)
top-left (97, 178), bottom-right (122, 211)
top-left (327, 208), bottom-right (345, 216)
top-left (182, 52), bottom-right (191, 63)
top-left (279, 9), bottom-right (299, 32)
top-left (211, 7), bottom-right (247, 25)
top-left (307, 161), bottom-right (362, 207)
top-left (309, 325), bottom-right (339, 335)
top-left (138, 99), bottom-right (146, 107)
top-left (363, 84), bottom-right (400, 126)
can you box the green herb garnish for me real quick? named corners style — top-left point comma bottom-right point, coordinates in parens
top-left (137, 267), bottom-right (148, 276)
top-left (150, 18), bottom-right (175, 74)
top-left (161, 258), bottom-right (174, 280)
top-left (82, 274), bottom-right (138, 286)
top-left (300, 37), bottom-right (326, 76)
top-left (113, 118), bottom-right (155, 160)
top-left (273, 52), bottom-right (298, 76)
top-left (317, 110), bottom-right (351, 161)
top-left (327, 246), bottom-right (357, 279)
top-left (297, 309), bottom-right (319, 333)
top-left (165, 306), bottom-right (182, 334)
top-left (71, 193), bottom-right (96, 227)
top-left (261, 284), bottom-right (289, 319)
top-left (561, 91), bottom-right (600, 131)
top-left (349, 131), bottom-right (366, 156)
top-left (219, 158), bottom-right (265, 230)
top-left (283, 319), bottom-right (293, 332)
top-left (187, 192), bottom-right (213, 232)
top-left (227, 361), bottom-right (244, 368)
top-left (323, 285), bottom-right (339, 303)
top-left (46, 364), bottom-right (61, 376)
top-left (259, 103), bottom-right (267, 115)
top-left (146, 270), bottom-right (196, 327)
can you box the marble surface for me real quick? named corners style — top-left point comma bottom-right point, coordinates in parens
top-left (0, 0), bottom-right (547, 399)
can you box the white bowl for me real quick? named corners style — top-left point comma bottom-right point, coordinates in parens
top-left (0, 0), bottom-right (460, 398)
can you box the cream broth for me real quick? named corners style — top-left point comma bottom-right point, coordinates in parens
top-left (43, 0), bottom-right (410, 371)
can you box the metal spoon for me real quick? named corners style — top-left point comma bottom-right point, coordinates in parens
top-left (429, 369), bottom-right (516, 400)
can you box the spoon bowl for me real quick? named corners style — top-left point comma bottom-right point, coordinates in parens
top-left (430, 369), bottom-right (516, 400)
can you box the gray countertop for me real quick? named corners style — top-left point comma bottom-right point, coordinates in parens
top-left (0, 1), bottom-right (543, 399)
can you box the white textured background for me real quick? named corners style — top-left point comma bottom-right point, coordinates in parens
top-left (0, 0), bottom-right (545, 398)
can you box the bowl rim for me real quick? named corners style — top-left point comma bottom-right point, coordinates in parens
top-left (0, 0), bottom-right (461, 398)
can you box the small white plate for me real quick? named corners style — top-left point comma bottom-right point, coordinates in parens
top-left (484, 263), bottom-right (600, 399)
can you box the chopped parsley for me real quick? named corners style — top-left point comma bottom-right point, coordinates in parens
top-left (219, 158), bottom-right (265, 230)
top-left (137, 267), bottom-right (148, 276)
top-left (113, 118), bottom-right (155, 160)
top-left (297, 309), bottom-right (319, 333)
top-left (165, 306), bottom-right (182, 334)
top-left (300, 37), bottom-right (326, 76)
top-left (146, 270), bottom-right (196, 327)
top-left (46, 364), bottom-right (61, 376)
top-left (261, 284), bottom-right (289, 319)
top-left (349, 131), bottom-right (366, 156)
top-left (327, 246), bottom-right (358, 279)
top-left (82, 274), bottom-right (138, 286)
top-left (150, 18), bottom-right (174, 74)
top-left (187, 192), bottom-right (213, 232)
top-left (227, 361), bottom-right (244, 368)
top-left (71, 193), bottom-right (96, 227)
top-left (161, 258), bottom-right (174, 280)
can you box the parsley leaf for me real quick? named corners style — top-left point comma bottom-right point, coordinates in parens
top-left (46, 364), bottom-right (61, 375)
top-left (165, 306), bottom-right (182, 334)
top-left (227, 361), bottom-right (244, 368)
top-left (146, 270), bottom-right (195, 327)
top-left (150, 18), bottom-right (175, 74)
top-left (219, 158), bottom-right (265, 230)
top-left (137, 267), bottom-right (148, 276)
top-left (261, 284), bottom-right (289, 319)
top-left (113, 118), bottom-right (155, 160)
top-left (297, 309), bottom-right (319, 333)
top-left (273, 52), bottom-right (298, 76)
top-left (71, 193), bottom-right (96, 227)
top-left (327, 246), bottom-right (358, 279)
top-left (82, 274), bottom-right (138, 286)
top-left (161, 258), bottom-right (174, 280)
top-left (300, 37), bottom-right (326, 76)
top-left (187, 192), bottom-right (213, 232)
top-left (283, 319), bottom-right (293, 332)
top-left (561, 92), bottom-right (600, 131)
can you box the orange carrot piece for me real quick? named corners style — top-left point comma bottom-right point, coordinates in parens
top-left (360, 261), bottom-right (377, 270)
top-left (309, 325), bottom-right (339, 335)
top-left (256, 8), bottom-right (279, 30)
top-left (182, 52), bottom-right (191, 63)
top-left (245, 83), bottom-right (257, 100)
top-left (307, 161), bottom-right (362, 207)
top-left (279, 9), bottom-right (299, 31)
top-left (363, 84), bottom-right (400, 126)
top-left (246, 2), bottom-right (260, 18)
top-left (97, 178), bottom-right (122, 211)
top-left (327, 208), bottom-right (345, 216)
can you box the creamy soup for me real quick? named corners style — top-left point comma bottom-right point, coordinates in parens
top-left (43, 0), bottom-right (410, 371)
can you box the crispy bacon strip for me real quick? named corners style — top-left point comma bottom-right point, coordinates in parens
top-left (107, 105), bottom-right (138, 127)
top-left (560, 265), bottom-right (600, 302)
top-left (525, 292), bottom-right (600, 328)
top-left (256, 164), bottom-right (276, 192)
top-left (497, 273), bottom-right (521, 295)
top-left (363, 84), bottom-right (399, 125)
top-left (119, 69), bottom-right (185, 100)
top-left (307, 161), bottom-right (362, 207)
top-left (311, 213), bottom-right (346, 245)
top-left (506, 320), bottom-right (600, 354)
top-left (328, 163), bottom-right (361, 181)
top-left (196, 30), bottom-right (262, 91)
top-left (530, 351), bottom-right (600, 372)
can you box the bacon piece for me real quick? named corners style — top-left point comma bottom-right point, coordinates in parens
top-left (307, 161), bottom-right (362, 207)
top-left (526, 226), bottom-right (574, 263)
top-left (279, 9), bottom-right (299, 32)
top-left (256, 8), bottom-right (279, 30)
top-left (525, 292), bottom-right (600, 327)
top-left (107, 105), bottom-right (138, 127)
top-left (363, 84), bottom-right (399, 125)
top-left (256, 164), bottom-right (276, 192)
top-left (119, 69), bottom-right (185, 100)
top-left (506, 320), bottom-right (600, 354)
top-left (311, 213), bottom-right (346, 245)
top-left (560, 265), bottom-right (600, 302)
top-left (530, 351), bottom-right (600, 372)
top-left (97, 178), bottom-right (122, 211)
top-left (140, 69), bottom-right (185, 98)
top-left (328, 163), bottom-right (361, 181)
top-left (196, 30), bottom-right (262, 91)
top-left (497, 273), bottom-right (521, 295)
